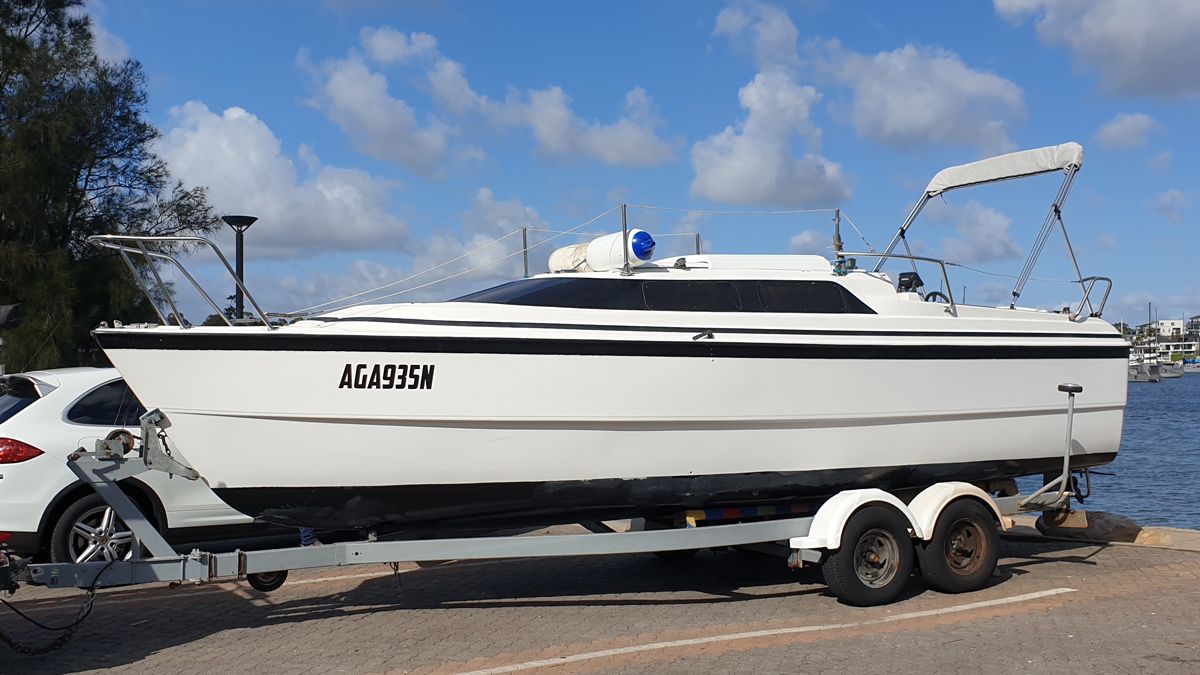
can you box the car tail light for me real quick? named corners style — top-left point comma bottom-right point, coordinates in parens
top-left (0, 533), bottom-right (10, 544)
top-left (0, 438), bottom-right (43, 464)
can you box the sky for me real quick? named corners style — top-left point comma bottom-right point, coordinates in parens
top-left (90, 0), bottom-right (1200, 325)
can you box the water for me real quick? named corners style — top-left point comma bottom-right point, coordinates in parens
top-left (1017, 374), bottom-right (1200, 530)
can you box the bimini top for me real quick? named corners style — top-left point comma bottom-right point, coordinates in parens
top-left (924, 142), bottom-right (1084, 197)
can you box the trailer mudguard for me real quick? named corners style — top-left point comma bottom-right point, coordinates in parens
top-left (789, 488), bottom-right (923, 551)
top-left (906, 482), bottom-right (1005, 541)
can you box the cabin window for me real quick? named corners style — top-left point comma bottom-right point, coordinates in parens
top-left (66, 380), bottom-right (147, 427)
top-left (452, 278), bottom-right (647, 310)
top-left (756, 281), bottom-right (875, 314)
top-left (642, 281), bottom-right (741, 312)
top-left (453, 277), bottom-right (873, 314)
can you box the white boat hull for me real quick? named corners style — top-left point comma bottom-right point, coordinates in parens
top-left (97, 306), bottom-right (1127, 530)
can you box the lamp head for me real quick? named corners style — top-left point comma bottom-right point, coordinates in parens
top-left (222, 215), bottom-right (258, 232)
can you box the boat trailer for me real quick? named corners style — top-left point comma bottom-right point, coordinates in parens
top-left (0, 385), bottom-right (1092, 650)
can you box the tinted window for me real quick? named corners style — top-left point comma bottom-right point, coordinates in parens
top-left (66, 381), bottom-right (146, 427)
top-left (454, 277), bottom-right (873, 314)
top-left (453, 278), bottom-right (647, 310)
top-left (643, 281), bottom-right (741, 312)
top-left (757, 281), bottom-right (873, 314)
top-left (0, 396), bottom-right (35, 425)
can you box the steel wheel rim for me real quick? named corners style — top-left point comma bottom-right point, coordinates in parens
top-left (853, 527), bottom-right (900, 589)
top-left (944, 517), bottom-right (986, 576)
top-left (69, 505), bottom-right (135, 563)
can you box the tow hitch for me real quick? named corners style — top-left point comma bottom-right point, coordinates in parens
top-left (0, 548), bottom-right (24, 594)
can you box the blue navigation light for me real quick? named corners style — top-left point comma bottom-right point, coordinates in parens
top-left (631, 230), bottom-right (656, 261)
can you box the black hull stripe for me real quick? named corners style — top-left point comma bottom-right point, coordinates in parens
top-left (95, 333), bottom-right (1128, 360)
top-left (214, 453), bottom-right (1118, 531)
top-left (316, 315), bottom-right (1122, 340)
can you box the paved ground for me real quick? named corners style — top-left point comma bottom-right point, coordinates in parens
top-left (3, 533), bottom-right (1200, 675)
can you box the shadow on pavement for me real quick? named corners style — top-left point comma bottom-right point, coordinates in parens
top-left (2, 536), bottom-right (1092, 672)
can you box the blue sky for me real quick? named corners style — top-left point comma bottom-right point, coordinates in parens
top-left (91, 0), bottom-right (1199, 324)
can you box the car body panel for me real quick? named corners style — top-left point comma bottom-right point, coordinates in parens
top-left (0, 367), bottom-right (253, 557)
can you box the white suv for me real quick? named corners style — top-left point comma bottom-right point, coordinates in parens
top-left (0, 367), bottom-right (271, 562)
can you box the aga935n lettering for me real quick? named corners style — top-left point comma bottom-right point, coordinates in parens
top-left (338, 363), bottom-right (435, 390)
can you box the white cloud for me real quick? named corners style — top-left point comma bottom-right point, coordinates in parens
top-left (1095, 233), bottom-right (1118, 252)
top-left (83, 1), bottom-right (129, 63)
top-left (1092, 112), bottom-right (1158, 150)
top-left (157, 102), bottom-right (411, 260)
top-left (995, 0), bottom-right (1200, 98)
top-left (814, 40), bottom-right (1025, 155)
top-left (359, 26), bottom-right (438, 64)
top-left (925, 199), bottom-right (1023, 263)
top-left (1154, 189), bottom-right (1190, 226)
top-left (1147, 151), bottom-right (1172, 172)
top-left (236, 188), bottom-right (557, 314)
top-left (502, 86), bottom-right (676, 167)
top-left (790, 229), bottom-right (831, 256)
top-left (304, 26), bottom-right (675, 170)
top-left (300, 47), bottom-right (448, 177)
top-left (691, 4), bottom-right (852, 207)
top-left (972, 282), bottom-right (1012, 306)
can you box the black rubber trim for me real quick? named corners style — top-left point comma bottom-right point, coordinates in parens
top-left (213, 453), bottom-right (1119, 531)
top-left (94, 332), bottom-right (1129, 360)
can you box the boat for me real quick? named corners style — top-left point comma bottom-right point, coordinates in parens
top-left (1128, 362), bottom-right (1162, 383)
top-left (1185, 358), bottom-right (1200, 374)
top-left (1160, 361), bottom-right (1184, 378)
top-left (91, 143), bottom-right (1128, 532)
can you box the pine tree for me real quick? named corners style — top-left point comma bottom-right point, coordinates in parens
top-left (0, 0), bottom-right (219, 371)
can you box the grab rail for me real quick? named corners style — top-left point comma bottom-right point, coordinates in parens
top-left (841, 252), bottom-right (956, 316)
top-left (87, 235), bottom-right (273, 329)
top-left (1073, 276), bottom-right (1112, 321)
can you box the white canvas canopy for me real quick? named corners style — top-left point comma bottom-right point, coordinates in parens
top-left (923, 142), bottom-right (1084, 197)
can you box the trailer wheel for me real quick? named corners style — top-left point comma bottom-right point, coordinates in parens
top-left (916, 499), bottom-right (998, 594)
top-left (821, 506), bottom-right (914, 606)
top-left (247, 570), bottom-right (288, 592)
top-left (652, 548), bottom-right (699, 562)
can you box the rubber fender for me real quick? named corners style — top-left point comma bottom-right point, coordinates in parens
top-left (907, 482), bottom-right (1005, 542)
top-left (789, 488), bottom-right (922, 551)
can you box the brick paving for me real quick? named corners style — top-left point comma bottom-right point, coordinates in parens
top-left (2, 536), bottom-right (1199, 675)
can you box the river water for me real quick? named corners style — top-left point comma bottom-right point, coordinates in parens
top-left (1018, 374), bottom-right (1200, 530)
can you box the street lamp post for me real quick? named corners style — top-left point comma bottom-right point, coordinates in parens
top-left (221, 215), bottom-right (257, 320)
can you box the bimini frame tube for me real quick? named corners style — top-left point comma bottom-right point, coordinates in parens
top-left (872, 194), bottom-right (931, 273)
top-left (1009, 164), bottom-right (1082, 308)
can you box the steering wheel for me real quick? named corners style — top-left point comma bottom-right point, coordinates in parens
top-left (924, 291), bottom-right (951, 304)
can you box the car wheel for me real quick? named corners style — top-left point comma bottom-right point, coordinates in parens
top-left (50, 492), bottom-right (139, 564)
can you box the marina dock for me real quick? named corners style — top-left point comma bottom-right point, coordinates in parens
top-left (5, 521), bottom-right (1200, 674)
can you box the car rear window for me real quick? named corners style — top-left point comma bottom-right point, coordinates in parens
top-left (0, 377), bottom-right (40, 425)
top-left (0, 395), bottom-right (35, 425)
top-left (66, 380), bottom-right (147, 427)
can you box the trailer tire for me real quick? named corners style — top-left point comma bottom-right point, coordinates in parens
top-left (821, 506), bottom-right (914, 606)
top-left (917, 499), bottom-right (998, 594)
top-left (652, 548), bottom-right (699, 562)
top-left (247, 570), bottom-right (288, 592)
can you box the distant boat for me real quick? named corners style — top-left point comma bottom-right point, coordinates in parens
top-left (1129, 363), bottom-right (1162, 383)
top-left (1184, 358), bottom-right (1200, 374)
top-left (1160, 361), bottom-right (1184, 378)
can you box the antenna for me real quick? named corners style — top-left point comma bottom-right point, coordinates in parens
top-left (832, 208), bottom-right (846, 274)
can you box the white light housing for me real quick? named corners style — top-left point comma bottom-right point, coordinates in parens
top-left (584, 230), bottom-right (656, 272)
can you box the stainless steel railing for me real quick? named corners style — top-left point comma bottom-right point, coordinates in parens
top-left (87, 235), bottom-right (273, 329)
top-left (841, 251), bottom-right (958, 315)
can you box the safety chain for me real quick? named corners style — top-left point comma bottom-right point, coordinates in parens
top-left (0, 559), bottom-right (114, 655)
